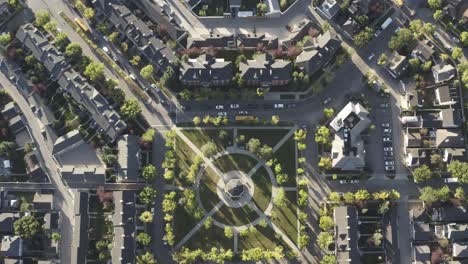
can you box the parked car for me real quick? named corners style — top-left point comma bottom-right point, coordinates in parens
top-left (383, 128), bottom-right (392, 133)
top-left (383, 137), bottom-right (392, 142)
top-left (368, 53), bottom-right (375, 61)
top-left (381, 123), bottom-right (390, 127)
top-left (238, 111), bottom-right (248, 115)
top-left (384, 156), bottom-right (394, 161)
top-left (151, 83), bottom-right (161, 93)
top-left (217, 112), bottom-right (227, 116)
top-left (383, 147), bottom-right (393, 151)
top-left (339, 180), bottom-right (349, 184)
top-left (103, 46), bottom-right (110, 54)
top-left (230, 104), bottom-right (239, 109)
top-left (274, 104), bottom-right (284, 109)
top-left (444, 178), bottom-right (459, 183)
top-left (385, 161), bottom-right (395, 166)
top-left (385, 166), bottom-right (395, 171)
top-left (216, 105), bottom-right (224, 110)
top-left (350, 180), bottom-right (360, 184)
top-left (323, 97), bottom-right (332, 105)
top-left (380, 103), bottom-right (389, 108)
top-left (287, 103), bottom-right (296, 108)
top-left (374, 30), bottom-right (382, 37)
top-left (384, 151), bottom-right (394, 156)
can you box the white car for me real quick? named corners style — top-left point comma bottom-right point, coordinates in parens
top-left (383, 137), bottom-right (392, 142)
top-left (374, 30), bottom-right (382, 37)
top-left (384, 147), bottom-right (393, 151)
top-left (103, 46), bottom-right (110, 54)
top-left (238, 111), bottom-right (248, 115)
top-left (385, 166), bottom-right (395, 171)
top-left (274, 104), bottom-right (284, 109)
top-left (381, 123), bottom-right (390, 127)
top-left (230, 104), bottom-right (239, 109)
top-left (217, 112), bottom-right (227, 116)
top-left (383, 128), bottom-right (392, 133)
top-left (444, 178), bottom-right (459, 183)
top-left (368, 53), bottom-right (375, 61)
top-left (323, 97), bottom-right (332, 105)
top-left (384, 151), bottom-right (394, 156)
top-left (385, 161), bottom-right (394, 166)
top-left (215, 105), bottom-right (224, 110)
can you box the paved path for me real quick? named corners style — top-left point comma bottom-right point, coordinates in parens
top-left (272, 127), bottom-right (297, 152)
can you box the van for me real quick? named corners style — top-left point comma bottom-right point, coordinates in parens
top-left (274, 104), bottom-right (284, 109)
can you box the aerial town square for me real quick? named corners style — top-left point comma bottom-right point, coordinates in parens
top-left (0, 0), bottom-right (466, 263)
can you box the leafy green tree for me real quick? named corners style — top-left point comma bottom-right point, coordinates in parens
top-left (201, 141), bottom-right (217, 157)
top-left (461, 32), bottom-right (468, 47)
top-left (44, 20), bottom-right (58, 35)
top-left (413, 165), bottom-right (433, 183)
top-left (140, 65), bottom-right (154, 82)
top-left (34, 10), bottom-right (50, 28)
top-left (108, 32), bottom-right (119, 43)
top-left (193, 116), bottom-right (201, 126)
top-left (141, 128), bottom-right (156, 143)
top-left (246, 138), bottom-right (261, 153)
top-left (323, 108), bottom-right (335, 118)
top-left (139, 186), bottom-right (157, 205)
top-left (298, 233), bottom-right (310, 249)
top-left (136, 232), bottom-right (151, 246)
top-left (294, 129), bottom-right (307, 141)
top-left (224, 226), bottom-right (233, 238)
top-left (256, 3), bottom-right (267, 16)
top-left (427, 0), bottom-right (442, 9)
top-left (130, 55), bottom-right (141, 66)
top-left (54, 32), bottom-right (69, 49)
top-left (65, 43), bottom-right (82, 61)
top-left (354, 189), bottom-right (370, 201)
top-left (84, 62), bottom-right (105, 82)
top-left (139, 211), bottom-right (153, 223)
top-left (329, 192), bottom-right (341, 203)
top-left (344, 192), bottom-right (355, 204)
top-left (136, 252), bottom-right (156, 264)
top-left (419, 186), bottom-right (438, 206)
top-left (142, 165), bottom-right (157, 182)
top-left (274, 188), bottom-right (286, 206)
top-left (14, 215), bottom-right (41, 239)
top-left (377, 53), bottom-right (388, 66)
top-left (409, 19), bottom-right (424, 38)
top-left (0, 141), bottom-right (16, 157)
top-left (51, 232), bottom-right (61, 242)
top-left (83, 7), bottom-right (95, 20)
top-left (321, 255), bottom-right (336, 264)
top-left (317, 232), bottom-right (333, 250)
top-left (121, 42), bottom-right (128, 52)
top-left (436, 186), bottom-right (451, 203)
top-left (354, 27), bottom-right (374, 47)
top-left (318, 157), bottom-right (332, 171)
top-left (454, 187), bottom-right (465, 201)
top-left (271, 115), bottom-right (280, 125)
top-left (257, 144), bottom-right (273, 160)
top-left (120, 99), bottom-right (142, 120)
top-left (315, 126), bottom-right (330, 144)
top-left (163, 169), bottom-right (174, 180)
top-left (319, 216), bottom-right (334, 230)
top-left (389, 28), bottom-right (414, 51)
top-left (0, 33), bottom-right (11, 47)
top-left (452, 47), bottom-right (463, 60)
top-left (433, 9), bottom-right (443, 20)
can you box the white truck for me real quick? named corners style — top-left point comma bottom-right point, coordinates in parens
top-left (375, 17), bottom-right (393, 37)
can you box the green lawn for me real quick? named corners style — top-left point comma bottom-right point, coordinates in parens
top-left (213, 204), bottom-right (259, 227)
top-left (174, 204), bottom-right (202, 244)
top-left (184, 225), bottom-right (233, 251)
top-left (251, 166), bottom-right (272, 212)
top-left (213, 153), bottom-right (258, 173)
top-left (273, 137), bottom-right (297, 186)
top-left (272, 191), bottom-right (298, 244)
top-left (238, 225), bottom-right (287, 251)
top-left (174, 135), bottom-right (198, 186)
top-left (199, 166), bottom-right (222, 212)
top-left (182, 128), bottom-right (233, 150)
top-left (237, 129), bottom-right (289, 148)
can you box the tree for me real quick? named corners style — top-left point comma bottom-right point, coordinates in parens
top-left (84, 62), bottom-right (105, 82)
top-left (120, 99), bottom-right (142, 120)
top-left (315, 126), bottom-right (330, 144)
top-left (321, 255), bottom-right (336, 264)
top-left (54, 32), bottom-right (69, 49)
top-left (142, 165), bottom-right (157, 182)
top-left (14, 215), bottom-right (41, 239)
top-left (83, 7), bottom-right (95, 20)
top-left (271, 115), bottom-right (280, 125)
top-left (461, 32), bottom-right (468, 47)
top-left (413, 165), bottom-right (433, 183)
top-left (246, 138), bottom-right (261, 153)
top-left (51, 232), bottom-right (61, 242)
top-left (433, 9), bottom-right (443, 20)
top-left (136, 252), bottom-right (156, 264)
top-left (0, 141), bottom-right (16, 157)
top-left (389, 28), bottom-right (414, 51)
top-left (44, 20), bottom-right (58, 35)
top-left (298, 233), bottom-right (310, 249)
top-left (130, 55), bottom-right (141, 66)
top-left (354, 27), bottom-right (374, 47)
top-left (427, 0), bottom-right (442, 9)
top-left (329, 192), bottom-right (341, 203)
top-left (139, 186), bottom-right (157, 205)
top-left (164, 169), bottom-right (174, 180)
top-left (323, 108), bottom-right (335, 118)
top-left (136, 232), bottom-right (151, 246)
top-left (377, 53), bottom-right (388, 66)
top-left (436, 186), bottom-right (451, 203)
top-left (65, 43), bottom-right (82, 61)
top-left (257, 144), bottom-right (273, 160)
top-left (409, 19), bottom-right (424, 38)
top-left (419, 186), bottom-right (438, 206)
top-left (224, 226), bottom-right (233, 238)
top-left (454, 187), bottom-right (465, 201)
top-left (452, 47), bottom-right (463, 60)
top-left (317, 232), bottom-right (333, 250)
top-left (344, 192), bottom-right (355, 204)
top-left (201, 141), bottom-right (217, 157)
top-left (274, 188), bottom-right (286, 206)
top-left (319, 216), bottom-right (334, 230)
top-left (139, 211), bottom-right (153, 223)
top-left (121, 42), bottom-right (128, 53)
top-left (34, 10), bottom-right (50, 28)
top-left (108, 32), bottom-right (119, 44)
top-left (409, 58), bottom-right (421, 70)
top-left (256, 3), bottom-right (267, 16)
top-left (318, 157), bottom-right (332, 171)
top-left (193, 116), bottom-right (201, 126)
top-left (140, 65), bottom-right (154, 81)
top-left (141, 128), bottom-right (156, 143)
top-left (354, 189), bottom-right (370, 201)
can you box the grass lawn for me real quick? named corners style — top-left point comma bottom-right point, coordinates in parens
top-left (175, 135), bottom-right (198, 186)
top-left (184, 225), bottom-right (233, 251)
top-left (174, 200), bottom-right (204, 244)
top-left (272, 191), bottom-right (298, 244)
top-left (237, 129), bottom-right (289, 148)
top-left (199, 166), bottom-right (222, 212)
top-left (238, 225), bottom-right (287, 251)
top-left (182, 128), bottom-right (233, 150)
top-left (251, 166), bottom-right (272, 212)
top-left (213, 204), bottom-right (259, 227)
top-left (193, 0), bottom-right (228, 16)
top-left (273, 137), bottom-right (296, 186)
top-left (213, 153), bottom-right (258, 173)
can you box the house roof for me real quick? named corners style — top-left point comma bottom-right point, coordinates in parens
top-left (0, 236), bottom-right (21, 258)
top-left (71, 192), bottom-right (89, 264)
top-left (413, 245), bottom-right (431, 264)
top-left (447, 224), bottom-right (468, 241)
top-left (112, 191), bottom-right (136, 264)
top-left (52, 130), bottom-right (103, 167)
top-left (432, 63), bottom-right (456, 83)
top-left (413, 222), bottom-right (432, 241)
top-left (180, 54), bottom-right (233, 83)
top-left (412, 40), bottom-right (434, 61)
top-left (435, 85), bottom-right (457, 105)
top-left (387, 53), bottom-right (409, 78)
top-left (239, 53), bottom-right (291, 82)
top-left (453, 242), bottom-right (468, 258)
top-left (330, 102), bottom-right (370, 139)
top-left (334, 206), bottom-right (359, 263)
top-left (1, 102), bottom-right (17, 120)
top-left (117, 135), bottom-right (140, 182)
top-left (32, 193), bottom-right (53, 211)
top-left (0, 213), bottom-right (18, 233)
top-left (435, 129), bottom-right (464, 148)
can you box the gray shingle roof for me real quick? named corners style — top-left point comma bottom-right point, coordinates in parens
top-left (239, 53), bottom-right (291, 83)
top-left (112, 191), bottom-right (136, 264)
top-left (117, 135), bottom-right (141, 182)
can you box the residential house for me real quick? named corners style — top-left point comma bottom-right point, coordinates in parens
top-left (404, 82), bottom-right (423, 109)
top-left (295, 31), bottom-right (342, 76)
top-left (71, 191), bottom-right (89, 264)
top-left (432, 63), bottom-right (456, 83)
top-left (187, 33), bottom-right (235, 49)
top-left (320, 0), bottom-right (340, 19)
top-left (334, 206), bottom-right (360, 263)
top-left (117, 135), bottom-right (141, 183)
top-left (1, 102), bottom-right (17, 120)
top-left (435, 129), bottom-right (464, 148)
top-left (239, 53), bottom-right (292, 87)
top-left (330, 102), bottom-right (371, 171)
top-left (443, 148), bottom-right (466, 163)
top-left (412, 222), bottom-right (433, 242)
top-left (434, 85), bottom-right (457, 106)
top-left (443, 0), bottom-right (468, 23)
top-left (446, 224), bottom-right (468, 241)
top-left (0, 236), bottom-right (22, 258)
top-left (92, 0), bottom-right (177, 74)
top-left (411, 40), bottom-right (435, 62)
top-left (179, 54), bottom-right (233, 87)
top-left (412, 245), bottom-right (431, 264)
top-left (453, 243), bottom-right (468, 259)
top-left (386, 53), bottom-right (409, 79)
top-left (0, 213), bottom-right (18, 234)
top-left (16, 24), bottom-right (126, 141)
top-left (237, 33), bottom-right (278, 50)
top-left (111, 191), bottom-right (136, 264)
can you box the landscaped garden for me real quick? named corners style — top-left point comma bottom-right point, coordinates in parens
top-left (166, 126), bottom-right (303, 262)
